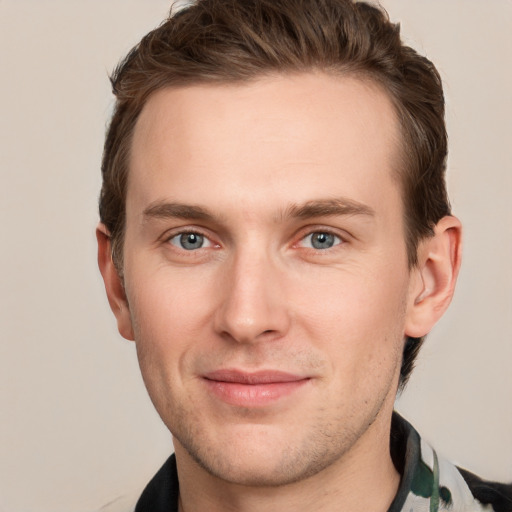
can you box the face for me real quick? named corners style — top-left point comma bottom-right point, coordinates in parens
top-left (117, 73), bottom-right (420, 486)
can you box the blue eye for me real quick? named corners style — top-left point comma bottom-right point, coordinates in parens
top-left (302, 232), bottom-right (341, 250)
top-left (169, 232), bottom-right (211, 250)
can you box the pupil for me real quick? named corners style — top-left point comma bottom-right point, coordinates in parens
top-left (312, 232), bottom-right (333, 249)
top-left (181, 233), bottom-right (202, 250)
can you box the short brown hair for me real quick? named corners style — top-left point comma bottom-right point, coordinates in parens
top-left (99, 0), bottom-right (451, 387)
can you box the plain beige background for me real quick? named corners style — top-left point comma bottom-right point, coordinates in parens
top-left (0, 1), bottom-right (511, 511)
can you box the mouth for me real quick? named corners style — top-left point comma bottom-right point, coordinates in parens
top-left (202, 369), bottom-right (311, 407)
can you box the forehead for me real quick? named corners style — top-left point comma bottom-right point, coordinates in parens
top-left (128, 72), bottom-right (402, 220)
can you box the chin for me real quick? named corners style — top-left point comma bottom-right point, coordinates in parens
top-left (173, 421), bottom-right (354, 488)
top-left (187, 445), bottom-right (339, 487)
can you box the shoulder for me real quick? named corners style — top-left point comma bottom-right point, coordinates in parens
top-left (134, 454), bottom-right (179, 512)
top-left (458, 467), bottom-right (512, 512)
top-left (390, 413), bottom-right (512, 512)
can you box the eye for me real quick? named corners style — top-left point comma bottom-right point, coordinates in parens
top-left (300, 231), bottom-right (342, 250)
top-left (168, 232), bottom-right (213, 251)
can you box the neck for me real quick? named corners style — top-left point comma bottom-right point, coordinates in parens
top-left (175, 410), bottom-right (400, 512)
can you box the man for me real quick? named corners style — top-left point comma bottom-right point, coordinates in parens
top-left (96, 0), bottom-right (512, 510)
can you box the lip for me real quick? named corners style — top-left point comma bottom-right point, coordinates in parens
top-left (202, 369), bottom-right (310, 407)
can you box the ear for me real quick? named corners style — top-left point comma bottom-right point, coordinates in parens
top-left (404, 216), bottom-right (462, 338)
top-left (96, 223), bottom-right (135, 341)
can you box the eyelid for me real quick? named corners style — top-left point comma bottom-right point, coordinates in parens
top-left (292, 225), bottom-right (349, 248)
top-left (162, 226), bottom-right (220, 249)
top-left (169, 233), bottom-right (213, 249)
top-left (299, 232), bottom-right (342, 250)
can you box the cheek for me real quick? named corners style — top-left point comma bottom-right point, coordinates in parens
top-left (125, 265), bottom-right (217, 385)
top-left (127, 257), bottom-right (214, 334)
top-left (125, 273), bottom-right (215, 429)
top-left (292, 264), bottom-right (408, 375)
top-left (297, 261), bottom-right (408, 327)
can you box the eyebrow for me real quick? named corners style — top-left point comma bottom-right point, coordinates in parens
top-left (142, 197), bottom-right (375, 224)
top-left (284, 198), bottom-right (375, 220)
top-left (143, 202), bottom-right (216, 222)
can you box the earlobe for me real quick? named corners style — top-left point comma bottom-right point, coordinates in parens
top-left (96, 223), bottom-right (135, 341)
top-left (404, 216), bottom-right (462, 338)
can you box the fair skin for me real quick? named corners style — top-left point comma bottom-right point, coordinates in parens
top-left (98, 72), bottom-right (461, 512)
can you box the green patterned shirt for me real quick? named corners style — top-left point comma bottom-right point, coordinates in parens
top-left (389, 413), bottom-right (511, 512)
top-left (135, 413), bottom-right (512, 512)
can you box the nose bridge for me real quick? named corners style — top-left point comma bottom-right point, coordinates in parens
top-left (214, 241), bottom-right (289, 343)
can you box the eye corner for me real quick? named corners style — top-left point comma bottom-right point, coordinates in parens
top-left (165, 229), bottom-right (219, 252)
top-left (296, 230), bottom-right (344, 251)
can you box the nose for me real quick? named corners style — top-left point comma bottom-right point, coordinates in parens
top-left (213, 249), bottom-right (291, 344)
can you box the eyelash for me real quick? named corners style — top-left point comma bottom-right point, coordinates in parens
top-left (166, 230), bottom-right (217, 251)
top-left (296, 230), bottom-right (343, 250)
top-left (163, 226), bottom-right (346, 253)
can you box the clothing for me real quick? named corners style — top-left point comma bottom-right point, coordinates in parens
top-left (135, 413), bottom-right (512, 512)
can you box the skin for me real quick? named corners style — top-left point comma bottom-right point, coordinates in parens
top-left (98, 72), bottom-right (461, 512)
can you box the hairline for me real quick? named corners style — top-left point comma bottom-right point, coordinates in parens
top-left (111, 68), bottom-right (422, 274)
